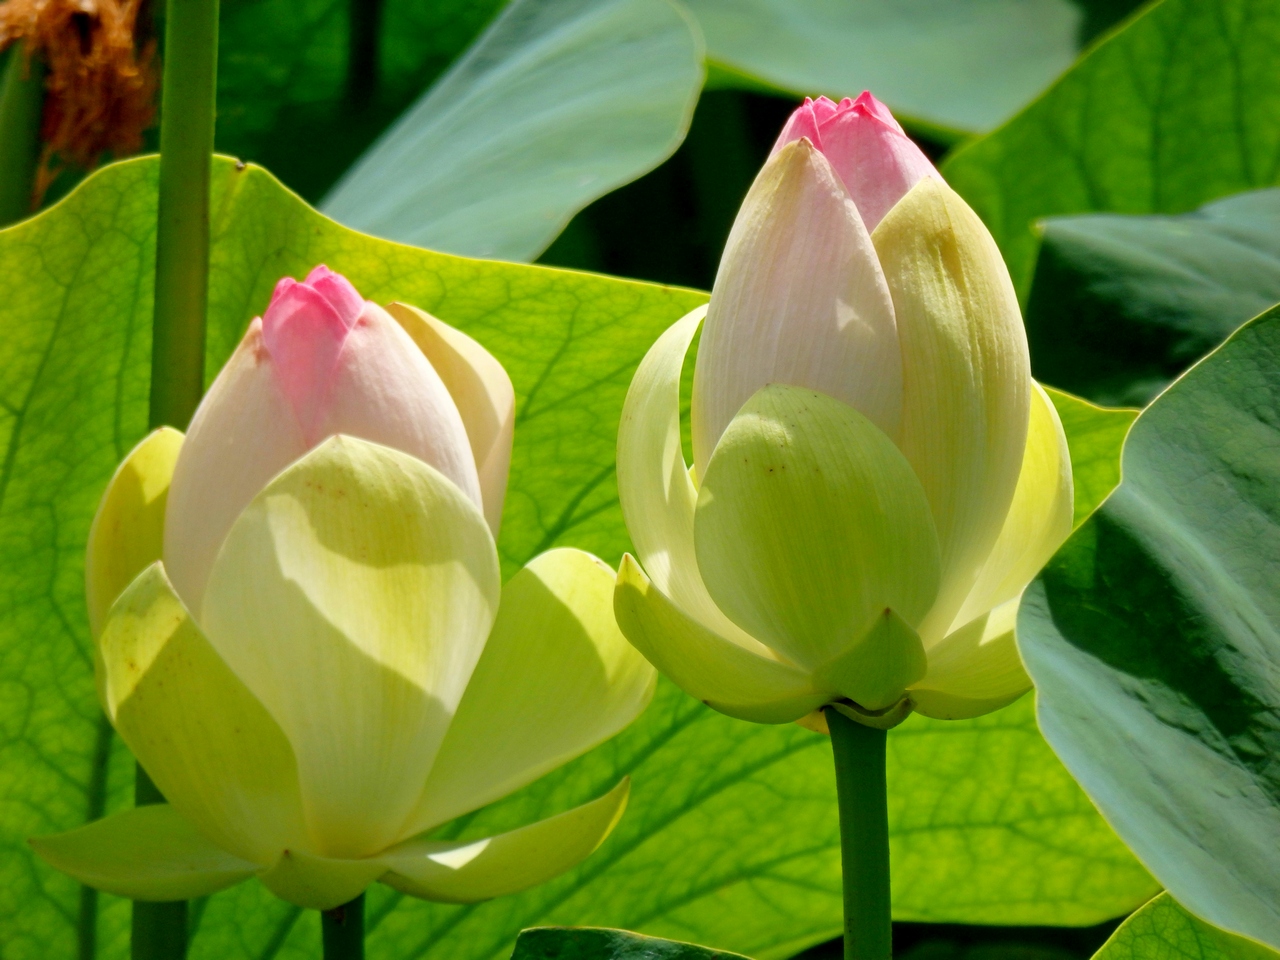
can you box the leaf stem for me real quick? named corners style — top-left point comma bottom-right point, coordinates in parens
top-left (149, 0), bottom-right (219, 431)
top-left (346, 0), bottom-right (383, 109)
top-left (826, 707), bottom-right (892, 960)
top-left (323, 895), bottom-right (365, 960)
top-left (132, 769), bottom-right (187, 959)
top-left (0, 42), bottom-right (44, 227)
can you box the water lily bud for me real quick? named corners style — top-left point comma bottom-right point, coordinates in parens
top-left (618, 97), bottom-right (1072, 728)
top-left (34, 269), bottom-right (655, 911)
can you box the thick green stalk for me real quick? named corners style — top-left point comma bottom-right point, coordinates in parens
top-left (149, 0), bottom-right (218, 431)
top-left (0, 43), bottom-right (44, 227)
top-left (825, 707), bottom-right (892, 960)
top-left (135, 0), bottom-right (218, 954)
top-left (346, 0), bottom-right (383, 109)
top-left (322, 895), bottom-right (365, 959)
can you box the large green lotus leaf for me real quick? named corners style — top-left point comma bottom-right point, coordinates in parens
top-left (1019, 305), bottom-right (1280, 950)
top-left (0, 156), bottom-right (1154, 960)
top-left (511, 927), bottom-right (752, 959)
top-left (1094, 894), bottom-right (1279, 960)
top-left (942, 0), bottom-right (1280, 297)
top-left (686, 0), bottom-right (1084, 134)
top-left (320, 0), bottom-right (703, 261)
top-left (1027, 188), bottom-right (1280, 406)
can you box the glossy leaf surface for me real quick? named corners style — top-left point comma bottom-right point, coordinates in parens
top-left (1020, 306), bottom-right (1280, 949)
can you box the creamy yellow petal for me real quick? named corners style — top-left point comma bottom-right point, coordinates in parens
top-left (85, 427), bottom-right (183, 638)
top-left (97, 563), bottom-right (308, 865)
top-left (30, 805), bottom-right (257, 901)
top-left (695, 385), bottom-right (941, 669)
top-left (406, 549), bottom-right (655, 835)
top-left (872, 178), bottom-right (1031, 643)
top-left (386, 302), bottom-right (515, 536)
top-left (953, 381), bottom-right (1073, 629)
top-left (615, 305), bottom-right (773, 656)
top-left (200, 436), bottom-right (501, 860)
top-left (380, 779), bottom-right (629, 904)
top-left (614, 555), bottom-right (828, 724)
top-left (910, 597), bottom-right (1031, 720)
top-left (257, 848), bottom-right (387, 911)
top-left (692, 138), bottom-right (901, 479)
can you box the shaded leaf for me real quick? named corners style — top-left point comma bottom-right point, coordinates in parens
top-left (1028, 189), bottom-right (1280, 405)
top-left (512, 926), bottom-right (752, 959)
top-left (321, 0), bottom-right (704, 261)
top-left (1019, 305), bottom-right (1280, 950)
top-left (943, 0), bottom-right (1280, 296)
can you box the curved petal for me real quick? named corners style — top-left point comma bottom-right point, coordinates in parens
top-left (380, 779), bottom-right (629, 904)
top-left (691, 137), bottom-right (901, 480)
top-left (29, 805), bottom-right (258, 901)
top-left (200, 436), bottom-right (501, 860)
top-left (97, 563), bottom-right (308, 865)
top-left (695, 385), bottom-right (941, 669)
top-left (952, 381), bottom-right (1074, 629)
top-left (910, 597), bottom-right (1031, 720)
top-left (815, 608), bottom-right (927, 711)
top-left (85, 427), bottom-right (183, 638)
top-left (614, 555), bottom-right (828, 724)
top-left (320, 303), bottom-right (483, 511)
top-left (615, 305), bottom-right (771, 656)
top-left (164, 320), bottom-right (309, 614)
top-left (386, 302), bottom-right (515, 537)
top-left (406, 549), bottom-right (655, 835)
top-left (871, 177), bottom-right (1031, 644)
top-left (257, 848), bottom-right (386, 911)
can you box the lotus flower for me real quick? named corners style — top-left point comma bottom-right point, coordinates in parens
top-left (614, 94), bottom-right (1073, 728)
top-left (34, 267), bottom-right (656, 909)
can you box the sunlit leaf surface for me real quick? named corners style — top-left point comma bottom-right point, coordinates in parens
top-left (0, 157), bottom-right (1155, 960)
top-left (1021, 305), bottom-right (1280, 950)
top-left (1094, 894), bottom-right (1279, 960)
top-left (943, 0), bottom-right (1280, 295)
top-left (321, 0), bottom-right (704, 261)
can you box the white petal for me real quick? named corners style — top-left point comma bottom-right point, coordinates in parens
top-left (691, 137), bottom-right (901, 480)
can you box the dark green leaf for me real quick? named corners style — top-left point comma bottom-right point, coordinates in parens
top-left (1019, 305), bottom-right (1280, 950)
top-left (511, 926), bottom-right (752, 959)
top-left (1028, 189), bottom-right (1280, 405)
top-left (942, 0), bottom-right (1280, 297)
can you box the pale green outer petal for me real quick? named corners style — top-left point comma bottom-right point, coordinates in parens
top-left (405, 548), bottom-right (656, 835)
top-left (695, 385), bottom-right (941, 670)
top-left (380, 779), bottom-right (629, 904)
top-left (910, 597), bottom-right (1030, 720)
top-left (691, 138), bottom-right (901, 480)
top-left (816, 608), bottom-right (927, 711)
top-left (257, 848), bottom-right (388, 911)
top-left (615, 304), bottom-right (774, 657)
top-left (952, 381), bottom-right (1074, 630)
top-left (29, 804), bottom-right (258, 901)
top-left (615, 555), bottom-right (828, 724)
top-left (200, 436), bottom-right (502, 860)
top-left (386, 302), bottom-right (515, 537)
top-left (85, 427), bottom-right (183, 639)
top-left (97, 563), bottom-right (309, 865)
top-left (872, 178), bottom-right (1031, 645)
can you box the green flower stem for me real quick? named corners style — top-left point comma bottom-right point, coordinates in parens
top-left (149, 0), bottom-right (219, 431)
top-left (346, 0), bottom-right (384, 108)
top-left (132, 767), bottom-right (188, 958)
top-left (0, 42), bottom-right (44, 227)
top-left (826, 707), bottom-right (892, 960)
top-left (323, 895), bottom-right (365, 959)
top-left (135, 0), bottom-right (219, 954)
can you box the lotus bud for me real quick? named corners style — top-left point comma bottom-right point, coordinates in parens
top-left (33, 268), bottom-right (656, 911)
top-left (616, 95), bottom-right (1073, 729)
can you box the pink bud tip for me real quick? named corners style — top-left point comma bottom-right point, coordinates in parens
top-left (260, 266), bottom-right (369, 433)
